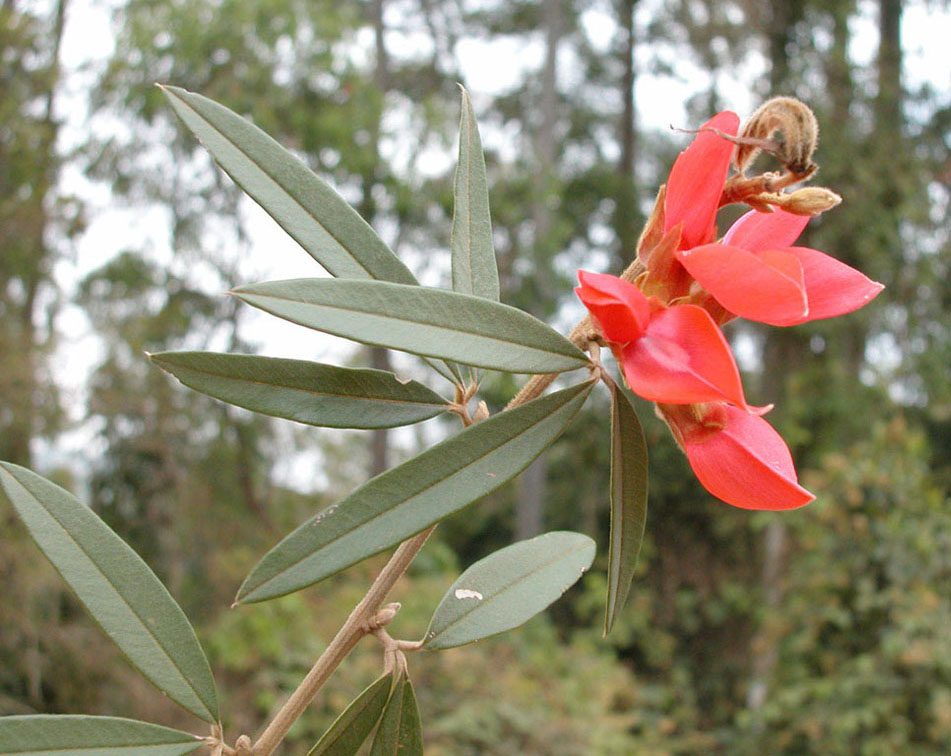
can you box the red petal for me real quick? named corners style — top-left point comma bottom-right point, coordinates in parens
top-left (675, 243), bottom-right (809, 326)
top-left (664, 111), bottom-right (740, 250)
top-left (682, 406), bottom-right (815, 510)
top-left (619, 305), bottom-right (760, 410)
top-left (723, 209), bottom-right (809, 252)
top-left (777, 247), bottom-right (885, 324)
top-left (575, 270), bottom-right (650, 342)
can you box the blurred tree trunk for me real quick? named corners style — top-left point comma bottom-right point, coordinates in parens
top-left (366, 0), bottom-right (393, 478)
top-left (0, 0), bottom-right (68, 468)
top-left (613, 0), bottom-right (639, 270)
top-left (747, 0), bottom-right (807, 711)
top-left (516, 0), bottom-right (563, 541)
top-left (0, 0), bottom-right (68, 713)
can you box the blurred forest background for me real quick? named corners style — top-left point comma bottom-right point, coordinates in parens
top-left (2, 0), bottom-right (950, 753)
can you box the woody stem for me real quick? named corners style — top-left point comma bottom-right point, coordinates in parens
top-left (251, 527), bottom-right (434, 756)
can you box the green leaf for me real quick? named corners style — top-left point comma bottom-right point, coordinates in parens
top-left (307, 674), bottom-right (393, 756)
top-left (0, 464), bottom-right (219, 723)
top-left (369, 675), bottom-right (423, 756)
top-left (232, 279), bottom-right (589, 374)
top-left (150, 352), bottom-right (450, 429)
top-left (0, 715), bottom-right (202, 755)
top-left (604, 385), bottom-right (648, 635)
top-left (237, 381), bottom-right (593, 603)
top-left (161, 85), bottom-right (416, 284)
top-left (450, 86), bottom-right (499, 302)
top-left (424, 531), bottom-right (595, 649)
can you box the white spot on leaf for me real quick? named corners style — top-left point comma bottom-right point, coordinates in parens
top-left (454, 588), bottom-right (483, 601)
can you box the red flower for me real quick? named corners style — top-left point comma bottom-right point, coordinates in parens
top-left (664, 111), bottom-right (740, 250)
top-left (660, 402), bottom-right (814, 511)
top-left (675, 209), bottom-right (885, 326)
top-left (576, 270), bottom-right (764, 412)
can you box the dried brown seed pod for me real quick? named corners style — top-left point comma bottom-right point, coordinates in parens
top-left (734, 96), bottom-right (819, 178)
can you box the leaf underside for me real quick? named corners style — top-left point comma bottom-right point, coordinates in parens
top-left (450, 86), bottom-right (500, 302)
top-left (150, 352), bottom-right (450, 429)
top-left (233, 278), bottom-right (589, 375)
top-left (307, 674), bottom-right (393, 756)
top-left (369, 675), bottom-right (423, 756)
top-left (424, 531), bottom-right (596, 649)
top-left (161, 85), bottom-right (416, 284)
top-left (237, 381), bottom-right (594, 603)
top-left (0, 715), bottom-right (202, 756)
top-left (0, 464), bottom-right (219, 723)
top-left (604, 384), bottom-right (649, 635)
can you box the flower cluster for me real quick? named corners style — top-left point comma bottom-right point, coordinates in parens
top-left (576, 102), bottom-right (883, 511)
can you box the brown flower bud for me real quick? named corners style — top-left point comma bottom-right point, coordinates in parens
top-left (368, 602), bottom-right (401, 630)
top-left (776, 187), bottom-right (842, 216)
top-left (472, 400), bottom-right (490, 423)
top-left (234, 736), bottom-right (252, 756)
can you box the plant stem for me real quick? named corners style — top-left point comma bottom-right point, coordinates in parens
top-left (251, 527), bottom-right (434, 756)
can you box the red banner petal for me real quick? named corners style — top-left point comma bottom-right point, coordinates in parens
top-left (620, 305), bottom-right (760, 411)
top-left (676, 244), bottom-right (808, 325)
top-left (723, 209), bottom-right (810, 252)
top-left (664, 111), bottom-right (739, 250)
top-left (781, 246), bottom-right (885, 324)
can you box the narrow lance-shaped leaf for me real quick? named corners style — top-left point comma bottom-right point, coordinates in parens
top-left (150, 352), bottom-right (450, 429)
top-left (450, 86), bottom-right (500, 302)
top-left (604, 384), bottom-right (648, 635)
top-left (233, 279), bottom-right (590, 375)
top-left (0, 715), bottom-right (202, 756)
top-left (0, 464), bottom-right (219, 723)
top-left (161, 85), bottom-right (416, 285)
top-left (369, 674), bottom-right (423, 756)
top-left (308, 674), bottom-right (393, 756)
top-left (237, 381), bottom-right (594, 603)
top-left (162, 87), bottom-right (466, 387)
top-left (424, 531), bottom-right (596, 649)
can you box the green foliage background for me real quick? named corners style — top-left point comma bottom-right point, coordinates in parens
top-left (2, 0), bottom-right (949, 753)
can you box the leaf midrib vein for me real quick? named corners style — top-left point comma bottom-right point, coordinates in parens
top-left (164, 361), bottom-right (450, 409)
top-left (244, 290), bottom-right (582, 360)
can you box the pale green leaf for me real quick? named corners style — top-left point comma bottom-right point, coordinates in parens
top-left (0, 715), bottom-right (201, 755)
top-left (0, 464), bottom-right (219, 723)
top-left (604, 385), bottom-right (648, 635)
top-left (161, 85), bottom-right (415, 284)
top-left (424, 531), bottom-right (595, 649)
top-left (307, 674), bottom-right (392, 756)
top-left (369, 675), bottom-right (423, 756)
top-left (450, 86), bottom-right (499, 302)
top-left (150, 352), bottom-right (450, 429)
top-left (232, 279), bottom-right (589, 374)
top-left (237, 381), bottom-right (593, 603)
